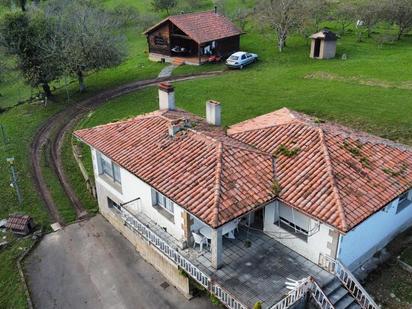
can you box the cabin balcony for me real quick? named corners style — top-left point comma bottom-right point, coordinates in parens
top-left (116, 202), bottom-right (334, 309)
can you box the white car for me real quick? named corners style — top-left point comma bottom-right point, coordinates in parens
top-left (226, 51), bottom-right (258, 69)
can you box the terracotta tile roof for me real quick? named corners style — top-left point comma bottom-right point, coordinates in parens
top-left (229, 108), bottom-right (412, 232)
top-left (144, 11), bottom-right (243, 44)
top-left (75, 106), bottom-right (412, 233)
top-left (6, 214), bottom-right (32, 232)
top-left (74, 110), bottom-right (276, 228)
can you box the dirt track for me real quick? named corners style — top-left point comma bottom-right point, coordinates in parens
top-left (30, 72), bottom-right (222, 225)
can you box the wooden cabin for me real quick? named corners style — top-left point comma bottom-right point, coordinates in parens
top-left (144, 10), bottom-right (243, 65)
top-left (310, 29), bottom-right (337, 60)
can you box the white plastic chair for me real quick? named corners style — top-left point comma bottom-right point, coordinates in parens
top-left (192, 231), bottom-right (208, 252)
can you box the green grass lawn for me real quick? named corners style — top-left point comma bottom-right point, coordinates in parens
top-left (0, 237), bottom-right (34, 309)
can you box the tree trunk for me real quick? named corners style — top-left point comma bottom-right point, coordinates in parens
top-left (19, 0), bottom-right (26, 11)
top-left (42, 83), bottom-right (52, 98)
top-left (77, 70), bottom-right (86, 92)
top-left (278, 31), bottom-right (287, 52)
top-left (397, 27), bottom-right (403, 40)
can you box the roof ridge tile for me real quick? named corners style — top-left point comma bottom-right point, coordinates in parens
top-left (212, 141), bottom-right (224, 227)
top-left (317, 127), bottom-right (348, 231)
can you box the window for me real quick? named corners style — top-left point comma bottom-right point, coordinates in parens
top-left (241, 54), bottom-right (246, 60)
top-left (397, 191), bottom-right (411, 214)
top-left (154, 35), bottom-right (166, 46)
top-left (275, 216), bottom-right (309, 241)
top-left (107, 197), bottom-right (121, 213)
top-left (97, 152), bottom-right (121, 184)
top-left (153, 190), bottom-right (174, 214)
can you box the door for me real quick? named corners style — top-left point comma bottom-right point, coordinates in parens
top-left (314, 39), bottom-right (321, 58)
top-left (251, 208), bottom-right (265, 230)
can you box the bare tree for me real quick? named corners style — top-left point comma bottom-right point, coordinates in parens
top-left (44, 0), bottom-right (126, 92)
top-left (356, 0), bottom-right (384, 38)
top-left (151, 0), bottom-right (177, 15)
top-left (232, 7), bottom-right (254, 31)
top-left (256, 0), bottom-right (306, 52)
top-left (334, 1), bottom-right (356, 34)
top-left (304, 0), bottom-right (331, 32)
top-left (383, 0), bottom-right (412, 40)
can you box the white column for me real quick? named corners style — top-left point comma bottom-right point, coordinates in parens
top-left (211, 228), bottom-right (223, 269)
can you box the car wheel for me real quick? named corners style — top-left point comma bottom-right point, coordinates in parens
top-left (240, 65), bottom-right (244, 69)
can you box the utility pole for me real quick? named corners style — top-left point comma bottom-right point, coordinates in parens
top-left (7, 157), bottom-right (23, 205)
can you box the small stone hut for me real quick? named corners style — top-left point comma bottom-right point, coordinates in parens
top-left (310, 30), bottom-right (337, 59)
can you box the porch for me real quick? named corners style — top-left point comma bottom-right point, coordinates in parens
top-left (184, 226), bottom-right (334, 308)
top-left (119, 204), bottom-right (334, 308)
top-left (149, 52), bottom-right (210, 66)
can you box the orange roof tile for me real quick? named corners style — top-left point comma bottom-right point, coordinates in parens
top-left (74, 110), bottom-right (276, 228)
top-left (74, 107), bottom-right (412, 233)
top-left (229, 108), bottom-right (412, 232)
top-left (144, 11), bottom-right (243, 44)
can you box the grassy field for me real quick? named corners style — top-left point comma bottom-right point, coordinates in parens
top-left (80, 30), bottom-right (412, 145)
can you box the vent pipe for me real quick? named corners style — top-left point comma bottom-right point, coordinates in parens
top-left (158, 82), bottom-right (175, 110)
top-left (206, 100), bottom-right (221, 126)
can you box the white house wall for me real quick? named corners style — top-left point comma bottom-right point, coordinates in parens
top-left (338, 192), bottom-right (412, 270)
top-left (264, 201), bottom-right (339, 265)
top-left (91, 148), bottom-right (186, 242)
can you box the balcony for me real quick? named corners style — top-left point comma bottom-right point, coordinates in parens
top-left (116, 203), bottom-right (334, 309)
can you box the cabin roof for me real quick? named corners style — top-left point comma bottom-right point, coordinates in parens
top-left (144, 11), bottom-right (243, 44)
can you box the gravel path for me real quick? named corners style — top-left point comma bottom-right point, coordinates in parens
top-left (158, 65), bottom-right (177, 78)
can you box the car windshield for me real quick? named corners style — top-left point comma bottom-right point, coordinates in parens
top-left (229, 56), bottom-right (239, 60)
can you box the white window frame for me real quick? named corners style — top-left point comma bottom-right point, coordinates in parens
top-left (97, 152), bottom-right (121, 184)
top-left (275, 216), bottom-right (309, 241)
top-left (153, 190), bottom-right (174, 214)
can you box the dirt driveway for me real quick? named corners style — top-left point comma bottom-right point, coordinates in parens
top-left (25, 215), bottom-right (213, 309)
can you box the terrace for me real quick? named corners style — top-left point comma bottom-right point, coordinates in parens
top-left (119, 202), bottom-right (334, 309)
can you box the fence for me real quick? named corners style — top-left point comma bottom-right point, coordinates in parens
top-left (318, 254), bottom-right (379, 309)
top-left (117, 204), bottom-right (247, 309)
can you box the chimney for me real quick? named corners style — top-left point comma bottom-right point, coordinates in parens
top-left (158, 82), bottom-right (175, 110)
top-left (168, 124), bottom-right (180, 137)
top-left (206, 100), bottom-right (221, 126)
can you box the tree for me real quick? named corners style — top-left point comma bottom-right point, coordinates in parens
top-left (356, 0), bottom-right (383, 38)
top-left (256, 0), bottom-right (306, 52)
top-left (151, 0), bottom-right (177, 15)
top-left (45, 0), bottom-right (126, 92)
top-left (334, 1), bottom-right (356, 34)
top-left (304, 0), bottom-right (331, 32)
top-left (232, 7), bottom-right (254, 31)
top-left (0, 11), bottom-right (62, 97)
top-left (383, 0), bottom-right (412, 40)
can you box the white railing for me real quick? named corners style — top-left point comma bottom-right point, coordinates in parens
top-left (311, 280), bottom-right (335, 309)
top-left (269, 277), bottom-right (312, 309)
top-left (117, 205), bottom-right (247, 309)
top-left (318, 254), bottom-right (379, 309)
